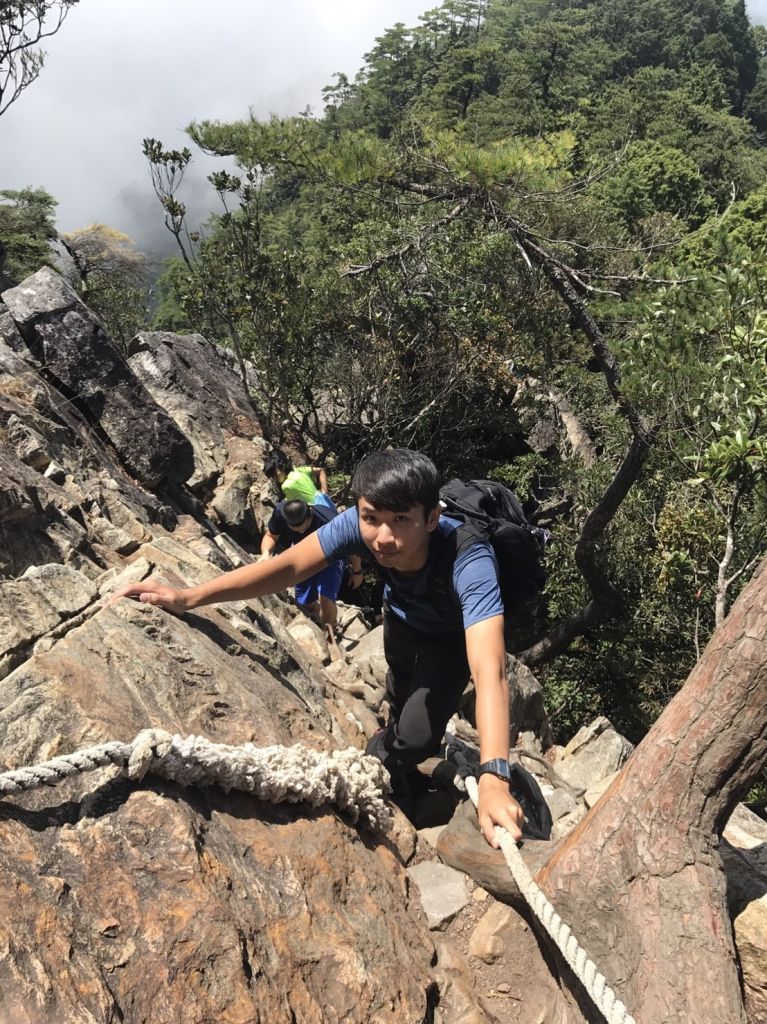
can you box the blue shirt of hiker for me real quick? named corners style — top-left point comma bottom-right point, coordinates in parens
top-left (317, 507), bottom-right (503, 633)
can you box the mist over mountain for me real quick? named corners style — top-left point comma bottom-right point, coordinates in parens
top-left (1, 0), bottom-right (433, 257)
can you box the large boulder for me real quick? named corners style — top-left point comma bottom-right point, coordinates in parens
top-left (126, 331), bottom-right (260, 489)
top-left (127, 333), bottom-right (270, 541)
top-left (552, 716), bottom-right (634, 792)
top-left (722, 805), bottom-right (767, 1022)
top-left (0, 333), bottom-right (175, 579)
top-left (2, 269), bottom-right (195, 489)
top-left (0, 548), bottom-right (439, 1023)
top-left (507, 655), bottom-right (553, 752)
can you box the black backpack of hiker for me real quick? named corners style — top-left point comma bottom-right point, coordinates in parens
top-left (436, 478), bottom-right (548, 617)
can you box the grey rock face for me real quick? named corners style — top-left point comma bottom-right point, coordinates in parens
top-left (0, 337), bottom-right (174, 579)
top-left (0, 564), bottom-right (97, 677)
top-left (0, 306), bottom-right (26, 352)
top-left (0, 448), bottom-right (100, 579)
top-left (0, 264), bottom-right (81, 325)
top-left (127, 332), bottom-right (260, 488)
top-left (127, 332), bottom-right (270, 539)
top-left (3, 269), bottom-right (195, 489)
top-left (507, 655), bottom-right (553, 751)
top-left (554, 716), bottom-right (634, 792)
top-left (408, 861), bottom-right (471, 929)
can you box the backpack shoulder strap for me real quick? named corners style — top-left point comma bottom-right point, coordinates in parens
top-left (429, 519), bottom-right (489, 610)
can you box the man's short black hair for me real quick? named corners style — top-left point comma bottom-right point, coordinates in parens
top-left (263, 449), bottom-right (293, 479)
top-left (283, 499), bottom-right (310, 527)
top-left (351, 449), bottom-right (441, 513)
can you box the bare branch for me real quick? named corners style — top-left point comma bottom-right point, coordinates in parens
top-left (519, 428), bottom-right (656, 666)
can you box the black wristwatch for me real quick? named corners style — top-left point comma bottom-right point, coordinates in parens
top-left (477, 758), bottom-right (512, 782)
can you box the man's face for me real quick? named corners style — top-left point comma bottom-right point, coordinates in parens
top-left (357, 498), bottom-right (440, 572)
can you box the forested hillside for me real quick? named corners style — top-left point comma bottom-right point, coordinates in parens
top-left (5, 0), bottom-right (767, 746)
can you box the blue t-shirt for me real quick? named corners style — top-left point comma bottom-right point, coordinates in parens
top-left (317, 507), bottom-right (503, 634)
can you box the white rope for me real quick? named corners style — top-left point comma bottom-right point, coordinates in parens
top-left (0, 729), bottom-right (392, 832)
top-left (466, 775), bottom-right (637, 1024)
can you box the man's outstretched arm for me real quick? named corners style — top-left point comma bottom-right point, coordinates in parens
top-left (465, 614), bottom-right (524, 846)
top-left (108, 533), bottom-right (330, 614)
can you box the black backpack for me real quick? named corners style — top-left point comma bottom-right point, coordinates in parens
top-left (435, 478), bottom-right (548, 618)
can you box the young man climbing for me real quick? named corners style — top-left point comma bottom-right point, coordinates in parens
top-left (110, 449), bottom-right (524, 846)
top-left (260, 498), bottom-right (362, 640)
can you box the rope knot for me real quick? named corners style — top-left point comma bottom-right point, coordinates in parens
top-left (127, 729), bottom-right (174, 780)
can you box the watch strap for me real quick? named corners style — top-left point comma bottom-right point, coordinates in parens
top-left (477, 758), bottom-right (512, 782)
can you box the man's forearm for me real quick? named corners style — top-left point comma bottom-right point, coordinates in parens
top-left (184, 557), bottom-right (298, 609)
top-left (260, 533), bottom-right (277, 556)
top-left (465, 616), bottom-right (511, 761)
top-left (475, 670), bottom-right (511, 762)
top-left (183, 534), bottom-right (329, 609)
top-left (465, 616), bottom-right (524, 844)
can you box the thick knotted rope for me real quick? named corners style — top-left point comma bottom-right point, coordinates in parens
top-left (0, 729), bottom-right (392, 832)
top-left (466, 775), bottom-right (637, 1024)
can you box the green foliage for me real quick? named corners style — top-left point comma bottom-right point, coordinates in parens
top-left (89, 278), bottom-right (149, 350)
top-left (152, 258), bottom-right (195, 333)
top-left (744, 59), bottom-right (767, 130)
top-left (623, 259), bottom-right (767, 487)
top-left (618, 255), bottom-right (767, 625)
top-left (0, 187), bottom-right (57, 282)
top-left (680, 184), bottom-right (767, 265)
top-left (601, 141), bottom-right (714, 232)
top-left (486, 453), bottom-right (546, 504)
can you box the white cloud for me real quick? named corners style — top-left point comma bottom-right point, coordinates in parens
top-left (0, 0), bottom-right (432, 248)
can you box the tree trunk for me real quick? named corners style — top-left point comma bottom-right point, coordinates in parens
top-left (536, 554), bottom-right (767, 1024)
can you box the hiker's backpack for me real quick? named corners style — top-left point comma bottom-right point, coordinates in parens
top-left (436, 478), bottom-right (548, 618)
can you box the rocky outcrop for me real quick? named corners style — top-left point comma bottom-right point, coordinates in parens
top-left (0, 551), bottom-right (438, 1023)
top-left (125, 332), bottom-right (274, 542)
top-left (0, 314), bottom-right (175, 580)
top-left (2, 269), bottom-right (194, 489)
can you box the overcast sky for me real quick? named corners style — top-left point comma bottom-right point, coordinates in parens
top-left (2, 0), bottom-right (766, 257)
top-left (1, 0), bottom-right (433, 254)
